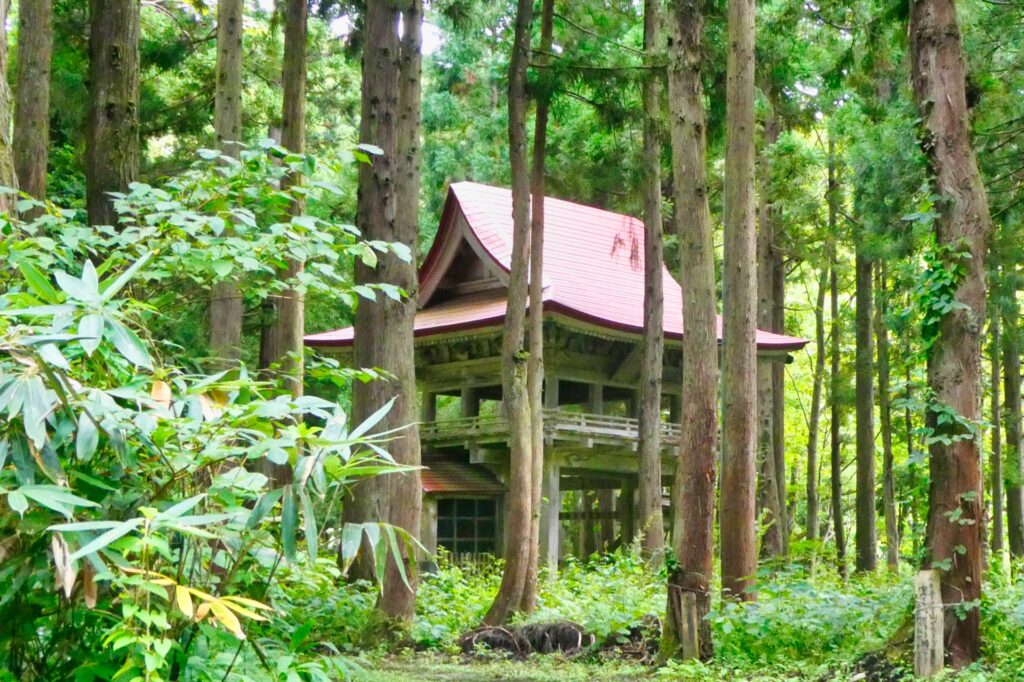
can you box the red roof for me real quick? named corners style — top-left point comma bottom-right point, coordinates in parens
top-left (304, 182), bottom-right (807, 352)
top-left (420, 461), bottom-right (506, 495)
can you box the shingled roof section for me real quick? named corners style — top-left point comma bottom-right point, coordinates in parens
top-left (304, 182), bottom-right (808, 352)
top-left (420, 461), bottom-right (506, 495)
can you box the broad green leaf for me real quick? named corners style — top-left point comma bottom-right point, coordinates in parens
top-left (21, 485), bottom-right (99, 519)
top-left (299, 488), bottom-right (317, 560)
top-left (18, 262), bottom-right (61, 303)
top-left (76, 413), bottom-right (99, 462)
top-left (246, 488), bottom-right (284, 530)
top-left (348, 397), bottom-right (396, 440)
top-left (104, 320), bottom-right (153, 369)
top-left (78, 314), bottom-right (104, 356)
top-left (101, 251), bottom-right (153, 301)
top-left (69, 519), bottom-right (143, 561)
top-left (156, 494), bottom-right (205, 521)
top-left (281, 485), bottom-right (298, 562)
top-left (7, 490), bottom-right (28, 516)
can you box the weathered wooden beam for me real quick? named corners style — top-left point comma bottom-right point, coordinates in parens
top-left (611, 343), bottom-right (644, 384)
top-left (461, 386), bottom-right (482, 418)
top-left (914, 569), bottom-right (944, 678)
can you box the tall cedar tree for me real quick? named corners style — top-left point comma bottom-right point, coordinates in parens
top-left (720, 0), bottom-right (758, 601)
top-left (663, 0), bottom-right (719, 658)
top-left (854, 248), bottom-right (877, 571)
top-left (805, 261), bottom-right (827, 541)
top-left (876, 265), bottom-right (899, 572)
top-left (637, 0), bottom-right (666, 557)
top-left (346, 4), bottom-right (424, 616)
top-left (0, 0), bottom-right (13, 215)
top-left (909, 0), bottom-right (990, 664)
top-left (1003, 297), bottom-right (1024, 556)
top-left (265, 0), bottom-right (310, 399)
top-left (756, 114), bottom-right (784, 559)
top-left (86, 0), bottom-right (140, 227)
top-left (827, 144), bottom-right (847, 580)
top-left (482, 0), bottom-right (533, 625)
top-left (521, 0), bottom-right (553, 614)
top-left (13, 0), bottom-right (53, 204)
top-left (208, 0), bottom-right (244, 367)
top-left (990, 314), bottom-right (1004, 556)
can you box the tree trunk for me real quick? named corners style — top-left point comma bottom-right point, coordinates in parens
top-left (990, 314), bottom-right (1004, 556)
top-left (827, 142), bottom-right (847, 579)
top-left (1001, 300), bottom-right (1024, 557)
top-left (720, 0), bottom-right (758, 602)
top-left (482, 0), bottom-right (534, 625)
top-left (13, 0), bottom-right (52, 206)
top-left (854, 248), bottom-right (877, 572)
top-left (637, 0), bottom-right (666, 558)
top-left (806, 262), bottom-right (827, 542)
top-left (876, 264), bottom-right (899, 572)
top-left (662, 0), bottom-right (718, 659)
top-left (756, 115), bottom-right (783, 560)
top-left (521, 0), bottom-right (553, 614)
top-left (345, 1), bottom-right (423, 598)
top-left (909, 0), bottom-right (990, 664)
top-left (86, 0), bottom-right (140, 227)
top-left (208, 0), bottom-right (244, 368)
top-left (772, 246), bottom-right (788, 554)
top-left (0, 0), bottom-right (14, 215)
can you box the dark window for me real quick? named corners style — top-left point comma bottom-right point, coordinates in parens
top-left (436, 497), bottom-right (498, 557)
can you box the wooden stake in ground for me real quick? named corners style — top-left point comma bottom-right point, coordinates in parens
top-left (909, 0), bottom-right (990, 664)
top-left (913, 570), bottom-right (944, 678)
top-left (720, 0), bottom-right (759, 601)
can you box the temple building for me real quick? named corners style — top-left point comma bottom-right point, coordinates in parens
top-left (305, 182), bottom-right (807, 565)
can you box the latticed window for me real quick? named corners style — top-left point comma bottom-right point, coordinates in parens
top-left (437, 498), bottom-right (497, 556)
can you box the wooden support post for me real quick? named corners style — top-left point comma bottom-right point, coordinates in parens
top-left (619, 481), bottom-right (636, 545)
top-left (598, 489), bottom-right (615, 551)
top-left (540, 376), bottom-right (561, 568)
top-left (914, 569), bottom-right (944, 678)
top-left (421, 390), bottom-right (437, 423)
top-left (460, 386), bottom-right (481, 418)
top-left (588, 383), bottom-right (604, 415)
top-left (539, 460), bottom-right (561, 568)
top-left (669, 394), bottom-right (681, 424)
top-left (419, 496), bottom-right (438, 566)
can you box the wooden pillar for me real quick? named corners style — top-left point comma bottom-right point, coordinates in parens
top-left (619, 480), bottom-right (636, 545)
top-left (419, 496), bottom-right (438, 564)
top-left (421, 390), bottom-right (437, 422)
top-left (540, 377), bottom-right (561, 567)
top-left (460, 386), bottom-right (481, 418)
top-left (669, 394), bottom-right (681, 423)
top-left (588, 383), bottom-right (604, 414)
top-left (598, 489), bottom-right (615, 550)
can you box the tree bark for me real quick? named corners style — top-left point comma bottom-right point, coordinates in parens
top-left (1001, 300), bottom-right (1024, 557)
top-left (827, 141), bottom-right (847, 579)
top-left (720, 0), bottom-right (758, 602)
top-left (876, 264), bottom-right (899, 572)
top-left (662, 0), bottom-right (718, 659)
top-left (0, 0), bottom-right (14, 215)
top-left (521, 0), bottom-right (553, 614)
top-left (86, 0), bottom-right (140, 227)
top-left (806, 262), bottom-right (827, 542)
top-left (990, 313), bottom-right (1004, 556)
top-left (208, 0), bottom-right (244, 368)
top-left (483, 0), bottom-right (534, 625)
top-left (772, 247), bottom-right (788, 553)
top-left (13, 0), bottom-right (52, 206)
top-left (345, 2), bottom-right (422, 601)
top-left (756, 115), bottom-right (783, 560)
top-left (854, 248), bottom-right (877, 572)
top-left (909, 0), bottom-right (990, 663)
top-left (637, 0), bottom-right (666, 558)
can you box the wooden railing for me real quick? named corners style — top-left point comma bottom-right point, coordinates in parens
top-left (420, 409), bottom-right (680, 447)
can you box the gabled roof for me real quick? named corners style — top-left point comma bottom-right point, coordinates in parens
top-left (304, 182), bottom-right (807, 352)
top-left (421, 460), bottom-right (506, 495)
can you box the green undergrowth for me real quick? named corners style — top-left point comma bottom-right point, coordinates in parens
top-left (271, 551), bottom-right (1024, 680)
